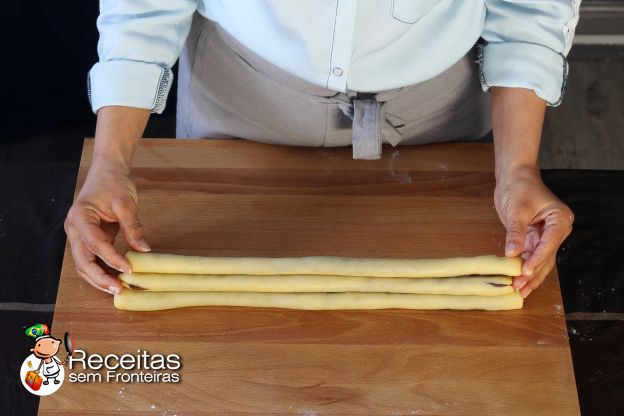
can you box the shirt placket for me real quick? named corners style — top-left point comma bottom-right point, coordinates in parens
top-left (325, 0), bottom-right (357, 92)
top-left (326, 1), bottom-right (383, 159)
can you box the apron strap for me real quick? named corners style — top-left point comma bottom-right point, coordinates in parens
top-left (351, 97), bottom-right (382, 160)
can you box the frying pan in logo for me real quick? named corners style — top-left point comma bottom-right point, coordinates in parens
top-left (64, 332), bottom-right (75, 357)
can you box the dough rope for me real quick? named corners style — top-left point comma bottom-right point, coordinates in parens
top-left (119, 273), bottom-right (514, 296)
top-left (114, 290), bottom-right (524, 311)
top-left (125, 251), bottom-right (522, 278)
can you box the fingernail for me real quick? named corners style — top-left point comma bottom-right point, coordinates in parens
top-left (515, 280), bottom-right (527, 290)
top-left (526, 268), bottom-right (534, 276)
top-left (522, 288), bottom-right (533, 299)
top-left (505, 243), bottom-right (517, 255)
top-left (138, 239), bottom-right (151, 252)
top-left (107, 286), bottom-right (120, 295)
top-left (118, 265), bottom-right (131, 274)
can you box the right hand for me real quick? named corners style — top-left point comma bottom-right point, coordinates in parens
top-left (64, 158), bottom-right (150, 294)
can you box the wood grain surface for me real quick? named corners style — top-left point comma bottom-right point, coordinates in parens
top-left (39, 139), bottom-right (579, 415)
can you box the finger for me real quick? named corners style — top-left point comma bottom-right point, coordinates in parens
top-left (71, 208), bottom-right (132, 273)
top-left (522, 211), bottom-right (571, 277)
top-left (512, 259), bottom-right (554, 296)
top-left (74, 241), bottom-right (123, 294)
top-left (520, 258), bottom-right (555, 298)
top-left (67, 227), bottom-right (111, 294)
top-left (512, 269), bottom-right (539, 291)
top-left (513, 258), bottom-right (548, 292)
top-left (504, 217), bottom-right (528, 258)
top-left (112, 198), bottom-right (151, 252)
top-left (66, 224), bottom-right (96, 274)
top-left (511, 227), bottom-right (541, 289)
top-left (76, 269), bottom-right (118, 295)
top-left (512, 275), bottom-right (526, 291)
top-left (76, 269), bottom-right (108, 293)
top-left (522, 226), bottom-right (542, 255)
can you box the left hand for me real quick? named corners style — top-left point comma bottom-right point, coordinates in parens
top-left (494, 166), bottom-right (574, 298)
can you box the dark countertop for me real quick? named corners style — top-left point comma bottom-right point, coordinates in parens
top-left (1, 153), bottom-right (622, 416)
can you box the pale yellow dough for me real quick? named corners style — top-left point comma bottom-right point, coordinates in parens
top-left (125, 252), bottom-right (522, 277)
top-left (119, 273), bottom-right (513, 296)
top-left (114, 290), bottom-right (523, 311)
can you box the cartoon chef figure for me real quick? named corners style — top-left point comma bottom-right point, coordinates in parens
top-left (25, 324), bottom-right (64, 385)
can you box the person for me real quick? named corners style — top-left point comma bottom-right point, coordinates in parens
top-left (27, 324), bottom-right (64, 385)
top-left (65, 1), bottom-right (578, 299)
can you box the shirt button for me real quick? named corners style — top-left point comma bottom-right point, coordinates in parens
top-left (332, 67), bottom-right (343, 77)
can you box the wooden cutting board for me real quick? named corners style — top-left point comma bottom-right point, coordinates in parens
top-left (40, 139), bottom-right (579, 415)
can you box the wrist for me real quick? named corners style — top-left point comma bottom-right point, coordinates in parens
top-left (90, 152), bottom-right (132, 176)
top-left (495, 162), bottom-right (540, 187)
top-left (91, 106), bottom-right (148, 175)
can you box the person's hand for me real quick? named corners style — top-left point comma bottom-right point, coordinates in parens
top-left (64, 158), bottom-right (150, 294)
top-left (494, 166), bottom-right (574, 298)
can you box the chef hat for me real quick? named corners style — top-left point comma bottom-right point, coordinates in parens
top-left (25, 323), bottom-right (51, 341)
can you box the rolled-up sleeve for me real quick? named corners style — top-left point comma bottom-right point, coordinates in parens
top-left (480, 0), bottom-right (581, 106)
top-left (88, 0), bottom-right (198, 114)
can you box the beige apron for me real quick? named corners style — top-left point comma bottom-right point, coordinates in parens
top-left (177, 13), bottom-right (492, 159)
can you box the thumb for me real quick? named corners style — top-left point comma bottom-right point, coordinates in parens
top-left (113, 199), bottom-right (151, 253)
top-left (504, 216), bottom-right (527, 257)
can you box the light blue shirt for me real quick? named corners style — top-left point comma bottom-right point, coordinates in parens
top-left (88, 0), bottom-right (581, 114)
